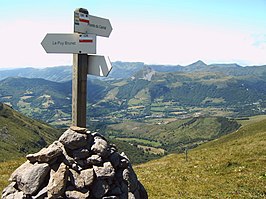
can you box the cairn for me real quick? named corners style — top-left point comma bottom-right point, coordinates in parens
top-left (2, 126), bottom-right (148, 199)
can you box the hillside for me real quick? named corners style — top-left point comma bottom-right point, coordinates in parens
top-left (107, 116), bottom-right (240, 152)
top-left (0, 103), bottom-right (61, 161)
top-left (0, 102), bottom-right (160, 163)
top-left (134, 117), bottom-right (266, 198)
top-left (1, 66), bottom-right (266, 128)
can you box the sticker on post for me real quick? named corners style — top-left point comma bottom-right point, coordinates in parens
top-left (79, 34), bottom-right (93, 43)
top-left (79, 13), bottom-right (90, 23)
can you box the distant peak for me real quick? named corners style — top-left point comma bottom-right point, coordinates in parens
top-left (193, 60), bottom-right (207, 66)
top-left (186, 60), bottom-right (207, 69)
top-left (133, 66), bottom-right (155, 81)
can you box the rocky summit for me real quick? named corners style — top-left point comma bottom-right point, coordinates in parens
top-left (2, 126), bottom-right (148, 199)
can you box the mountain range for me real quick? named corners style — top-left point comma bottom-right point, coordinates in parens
top-left (1, 60), bottom-right (265, 82)
top-left (0, 61), bottom-right (265, 197)
top-left (0, 61), bottom-right (265, 126)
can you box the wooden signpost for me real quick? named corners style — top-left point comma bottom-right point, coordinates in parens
top-left (41, 8), bottom-right (113, 127)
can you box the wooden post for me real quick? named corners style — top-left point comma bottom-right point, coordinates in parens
top-left (72, 54), bottom-right (88, 127)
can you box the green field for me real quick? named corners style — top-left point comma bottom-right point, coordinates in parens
top-left (108, 116), bottom-right (241, 152)
top-left (134, 117), bottom-right (266, 198)
top-left (116, 137), bottom-right (162, 147)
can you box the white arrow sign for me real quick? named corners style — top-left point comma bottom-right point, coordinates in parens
top-left (74, 13), bottom-right (112, 37)
top-left (41, 33), bottom-right (96, 54)
top-left (88, 55), bottom-right (112, 77)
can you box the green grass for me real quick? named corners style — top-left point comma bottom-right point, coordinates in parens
top-left (134, 118), bottom-right (266, 198)
top-left (116, 137), bottom-right (162, 147)
top-left (108, 117), bottom-right (240, 152)
top-left (0, 157), bottom-right (25, 196)
top-left (237, 115), bottom-right (266, 126)
top-left (137, 145), bottom-right (165, 155)
top-left (0, 103), bottom-right (61, 161)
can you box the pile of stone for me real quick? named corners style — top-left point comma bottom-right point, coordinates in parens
top-left (2, 126), bottom-right (148, 199)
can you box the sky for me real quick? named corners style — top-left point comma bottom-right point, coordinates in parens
top-left (0, 0), bottom-right (266, 68)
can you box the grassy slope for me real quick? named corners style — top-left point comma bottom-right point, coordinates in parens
top-left (0, 103), bottom-right (61, 161)
top-left (0, 157), bottom-right (25, 194)
top-left (134, 118), bottom-right (266, 198)
top-left (108, 117), bottom-right (240, 152)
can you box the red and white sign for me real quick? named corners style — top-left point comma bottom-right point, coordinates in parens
top-left (41, 33), bottom-right (96, 54)
top-left (74, 11), bottom-right (112, 37)
top-left (79, 13), bottom-right (89, 23)
top-left (79, 34), bottom-right (93, 43)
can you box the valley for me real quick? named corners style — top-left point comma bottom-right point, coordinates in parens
top-left (1, 61), bottom-right (266, 129)
top-left (0, 61), bottom-right (265, 160)
top-left (134, 116), bottom-right (266, 198)
top-left (0, 61), bottom-right (266, 197)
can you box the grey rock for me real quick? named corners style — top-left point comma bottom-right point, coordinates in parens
top-left (2, 186), bottom-right (24, 199)
top-left (9, 161), bottom-right (50, 195)
top-left (26, 141), bottom-right (63, 163)
top-left (86, 154), bottom-right (103, 166)
top-left (128, 192), bottom-right (136, 199)
top-left (47, 163), bottom-right (68, 199)
top-left (109, 152), bottom-right (121, 168)
top-left (71, 163), bottom-right (82, 171)
top-left (3, 129), bottom-right (148, 199)
top-left (93, 162), bottom-right (115, 179)
top-left (91, 179), bottom-right (110, 198)
top-left (120, 152), bottom-right (129, 160)
top-left (91, 136), bottom-right (110, 157)
top-left (61, 145), bottom-right (75, 166)
top-left (72, 147), bottom-right (91, 160)
top-left (131, 189), bottom-right (141, 199)
top-left (65, 189), bottom-right (90, 199)
top-left (32, 186), bottom-right (47, 199)
top-left (120, 181), bottom-right (128, 193)
top-left (70, 126), bottom-right (87, 133)
top-left (81, 168), bottom-right (95, 187)
top-left (138, 182), bottom-right (148, 199)
top-left (108, 186), bottom-right (122, 196)
top-left (91, 132), bottom-right (106, 140)
top-left (69, 168), bottom-right (94, 190)
top-left (59, 128), bottom-right (88, 150)
top-left (123, 166), bottom-right (138, 193)
top-left (119, 158), bottom-right (129, 169)
top-left (110, 144), bottom-right (118, 153)
top-left (114, 169), bottom-right (124, 183)
top-left (120, 193), bottom-right (128, 199)
top-left (75, 159), bottom-right (87, 168)
top-left (9, 161), bottom-right (29, 182)
top-left (2, 182), bottom-right (17, 199)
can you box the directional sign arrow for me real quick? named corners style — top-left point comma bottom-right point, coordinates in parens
top-left (74, 14), bottom-right (112, 37)
top-left (88, 55), bottom-right (112, 77)
top-left (41, 33), bottom-right (96, 54)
